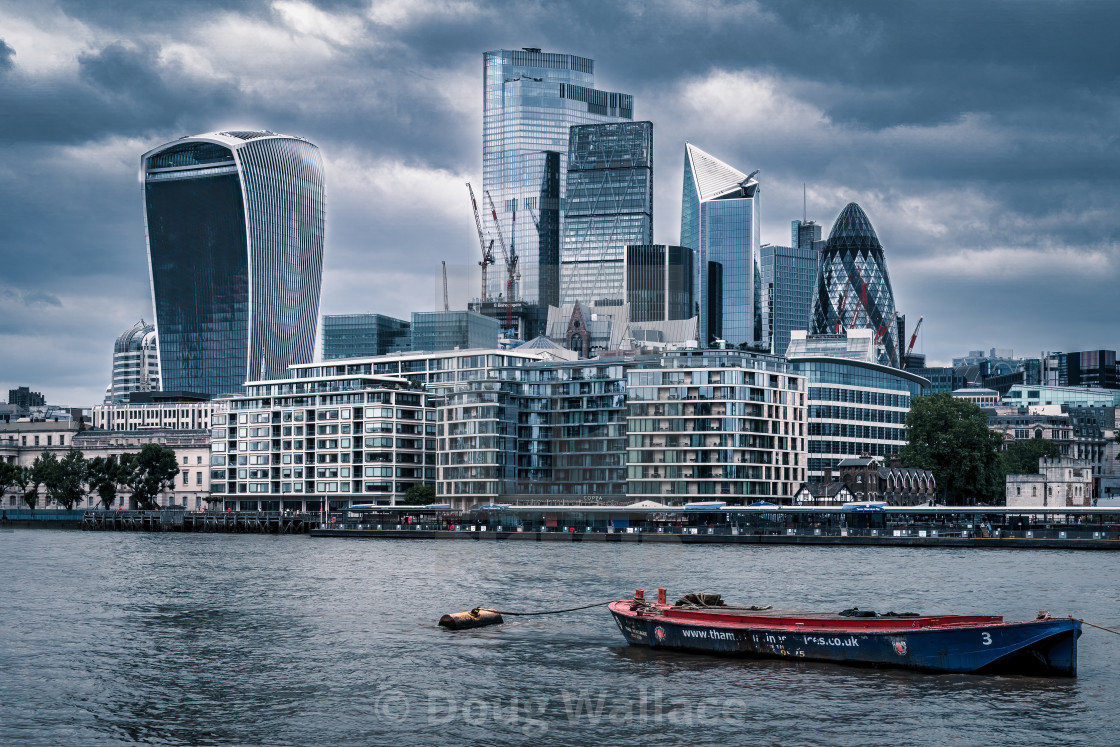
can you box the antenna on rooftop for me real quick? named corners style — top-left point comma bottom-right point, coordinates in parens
top-left (803, 183), bottom-right (807, 223)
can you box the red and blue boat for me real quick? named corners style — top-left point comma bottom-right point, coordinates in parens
top-left (609, 590), bottom-right (1081, 676)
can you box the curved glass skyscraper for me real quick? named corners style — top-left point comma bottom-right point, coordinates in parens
top-left (810, 203), bottom-right (900, 367)
top-left (142, 131), bottom-right (325, 396)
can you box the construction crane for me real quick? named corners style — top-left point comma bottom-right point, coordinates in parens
top-left (466, 183), bottom-right (495, 301)
top-left (441, 261), bottom-right (449, 312)
top-left (902, 315), bottom-right (924, 369)
top-left (484, 189), bottom-right (519, 333)
top-left (525, 201), bottom-right (540, 232)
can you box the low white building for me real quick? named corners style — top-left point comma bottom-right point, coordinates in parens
top-left (0, 421), bottom-right (210, 509)
top-left (1006, 457), bottom-right (1093, 508)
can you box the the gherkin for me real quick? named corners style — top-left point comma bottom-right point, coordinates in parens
top-left (810, 203), bottom-right (900, 366)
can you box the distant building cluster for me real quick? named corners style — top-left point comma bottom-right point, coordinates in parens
top-left (15, 47), bottom-right (1120, 514)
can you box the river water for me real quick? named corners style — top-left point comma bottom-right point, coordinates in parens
top-left (1, 530), bottom-right (1117, 746)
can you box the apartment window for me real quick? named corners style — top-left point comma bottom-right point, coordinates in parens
top-left (34, 436), bottom-right (39, 446)
top-left (196, 456), bottom-right (202, 464)
top-left (196, 471), bottom-right (203, 485)
top-left (182, 472), bottom-right (189, 485)
top-left (59, 436), bottom-right (65, 446)
top-left (47, 436), bottom-right (52, 446)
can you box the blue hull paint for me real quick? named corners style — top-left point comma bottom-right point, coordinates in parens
top-left (610, 609), bottom-right (1081, 676)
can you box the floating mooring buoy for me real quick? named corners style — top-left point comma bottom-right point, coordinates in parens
top-left (438, 608), bottom-right (504, 630)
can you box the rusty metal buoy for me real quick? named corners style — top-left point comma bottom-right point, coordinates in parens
top-left (438, 607), bottom-right (504, 630)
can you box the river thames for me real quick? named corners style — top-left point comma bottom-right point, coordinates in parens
top-left (2, 530), bottom-right (1117, 745)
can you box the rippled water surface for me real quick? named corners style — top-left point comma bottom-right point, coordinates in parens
top-left (2, 530), bottom-right (1118, 745)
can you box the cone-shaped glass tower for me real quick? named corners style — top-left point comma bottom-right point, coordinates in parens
top-left (810, 203), bottom-right (899, 366)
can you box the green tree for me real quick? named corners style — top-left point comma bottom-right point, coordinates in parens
top-left (48, 449), bottom-right (88, 509)
top-left (0, 461), bottom-right (20, 507)
top-left (901, 392), bottom-right (1004, 504)
top-left (122, 444), bottom-right (180, 510)
top-left (15, 465), bottom-right (39, 509)
top-left (402, 483), bottom-right (436, 506)
top-left (1001, 438), bottom-right (1062, 476)
top-left (31, 451), bottom-right (59, 507)
top-left (87, 455), bottom-right (127, 510)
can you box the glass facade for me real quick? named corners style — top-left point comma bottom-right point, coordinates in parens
top-left (625, 245), bottom-right (694, 322)
top-left (679, 143), bottom-right (761, 346)
top-left (322, 314), bottom-right (411, 360)
top-left (561, 121), bottom-right (653, 306)
top-left (789, 357), bottom-right (927, 478)
top-left (810, 203), bottom-right (900, 367)
top-left (143, 132), bottom-right (324, 397)
top-left (483, 49), bottom-right (634, 306)
top-left (760, 243), bottom-right (818, 356)
top-left (410, 311), bottom-right (499, 353)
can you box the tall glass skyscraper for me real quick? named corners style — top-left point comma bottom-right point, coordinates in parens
top-left (560, 121), bottom-right (653, 306)
top-left (483, 48), bottom-right (634, 307)
top-left (679, 143), bottom-right (761, 347)
top-left (760, 242), bottom-right (818, 356)
top-left (809, 202), bottom-right (900, 367)
top-left (142, 131), bottom-right (325, 396)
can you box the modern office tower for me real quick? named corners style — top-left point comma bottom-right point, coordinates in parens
top-left (561, 121), bottom-right (654, 306)
top-left (321, 314), bottom-right (411, 360)
top-left (625, 245), bottom-right (694, 322)
top-left (1064, 350), bottom-right (1118, 389)
top-left (760, 243), bottom-right (818, 356)
top-left (626, 350), bottom-right (808, 503)
top-left (791, 219), bottom-right (822, 251)
top-left (679, 143), bottom-right (761, 347)
top-left (483, 48), bottom-right (634, 307)
top-left (786, 329), bottom-right (929, 478)
top-left (107, 319), bottom-right (160, 403)
top-left (410, 310), bottom-right (499, 352)
top-left (210, 375), bottom-right (434, 511)
top-left (809, 202), bottom-right (901, 367)
top-left (142, 131), bottom-right (325, 397)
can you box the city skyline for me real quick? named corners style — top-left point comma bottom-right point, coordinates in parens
top-left (2, 1), bottom-right (1119, 404)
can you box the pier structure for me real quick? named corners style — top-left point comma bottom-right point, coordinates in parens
top-left (79, 510), bottom-right (317, 534)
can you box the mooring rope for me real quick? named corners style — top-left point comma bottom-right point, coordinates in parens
top-left (476, 600), bottom-right (614, 617)
top-left (1074, 617), bottom-right (1120, 636)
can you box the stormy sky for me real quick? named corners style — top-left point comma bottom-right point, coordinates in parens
top-left (1, 0), bottom-right (1118, 405)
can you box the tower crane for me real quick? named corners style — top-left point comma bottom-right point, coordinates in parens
top-left (484, 189), bottom-right (520, 333)
top-left (902, 315), bottom-right (924, 369)
top-left (466, 183), bottom-right (495, 301)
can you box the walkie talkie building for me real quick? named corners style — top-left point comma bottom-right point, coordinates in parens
top-left (809, 202), bottom-right (900, 367)
top-left (142, 131), bottom-right (325, 396)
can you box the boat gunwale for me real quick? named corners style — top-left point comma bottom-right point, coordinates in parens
top-left (608, 600), bottom-right (1044, 633)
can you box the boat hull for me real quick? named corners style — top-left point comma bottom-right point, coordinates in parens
top-left (609, 603), bottom-right (1080, 676)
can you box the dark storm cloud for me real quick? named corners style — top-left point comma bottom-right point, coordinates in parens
top-left (0, 39), bottom-right (13, 71)
top-left (1, 0), bottom-right (1118, 401)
